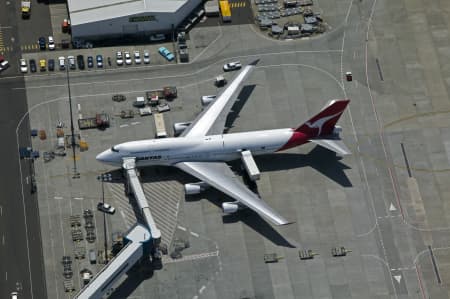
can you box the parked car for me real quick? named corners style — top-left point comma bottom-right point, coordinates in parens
top-left (77, 55), bottom-right (85, 69)
top-left (223, 61), bottom-right (242, 71)
top-left (38, 37), bottom-right (46, 50)
top-left (143, 50), bottom-right (150, 64)
top-left (29, 59), bottom-right (37, 72)
top-left (48, 36), bottom-right (55, 50)
top-left (116, 51), bottom-right (123, 65)
top-left (0, 60), bottom-right (9, 72)
top-left (158, 47), bottom-right (175, 61)
top-left (67, 55), bottom-right (76, 70)
top-left (96, 54), bottom-right (103, 67)
top-left (150, 34), bottom-right (165, 42)
top-left (58, 56), bottom-right (66, 70)
top-left (134, 51), bottom-right (141, 64)
top-left (39, 59), bottom-right (46, 71)
top-left (87, 56), bottom-right (94, 68)
top-left (48, 59), bottom-right (55, 71)
top-left (97, 202), bottom-right (115, 214)
top-left (124, 51), bottom-right (132, 65)
top-left (19, 58), bottom-right (28, 73)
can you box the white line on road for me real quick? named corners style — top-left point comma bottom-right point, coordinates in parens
top-left (2, 234), bottom-right (4, 245)
top-left (0, 205), bottom-right (2, 216)
top-left (77, 104), bottom-right (81, 111)
top-left (131, 122), bottom-right (140, 125)
top-left (177, 225), bottom-right (186, 231)
top-left (190, 232), bottom-right (199, 237)
top-left (73, 197), bottom-right (84, 200)
top-left (199, 286), bottom-right (206, 294)
top-left (119, 124), bottom-right (129, 128)
top-left (54, 196), bottom-right (63, 200)
top-left (5, 271), bottom-right (7, 281)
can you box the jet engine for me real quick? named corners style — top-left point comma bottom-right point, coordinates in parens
top-left (173, 122), bottom-right (192, 136)
top-left (201, 95), bottom-right (216, 106)
top-left (222, 202), bottom-right (239, 214)
top-left (184, 182), bottom-right (208, 195)
top-left (332, 126), bottom-right (342, 137)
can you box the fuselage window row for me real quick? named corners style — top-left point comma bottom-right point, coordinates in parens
top-left (136, 155), bottom-right (162, 161)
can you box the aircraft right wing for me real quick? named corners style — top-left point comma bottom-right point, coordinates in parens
top-left (181, 60), bottom-right (259, 138)
top-left (175, 161), bottom-right (290, 226)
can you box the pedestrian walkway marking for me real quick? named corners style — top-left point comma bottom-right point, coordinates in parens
top-left (21, 44), bottom-right (39, 51)
top-left (230, 1), bottom-right (246, 8)
top-left (0, 46), bottom-right (12, 53)
top-left (394, 275), bottom-right (402, 284)
top-left (0, 28), bottom-right (3, 49)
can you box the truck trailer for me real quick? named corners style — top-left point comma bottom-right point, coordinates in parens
top-left (78, 113), bottom-right (110, 130)
top-left (146, 86), bottom-right (177, 105)
top-left (154, 113), bottom-right (168, 138)
top-left (21, 0), bottom-right (31, 18)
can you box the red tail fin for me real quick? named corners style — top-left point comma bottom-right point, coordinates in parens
top-left (296, 99), bottom-right (350, 137)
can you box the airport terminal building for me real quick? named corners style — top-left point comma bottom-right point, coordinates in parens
top-left (67, 0), bottom-right (202, 43)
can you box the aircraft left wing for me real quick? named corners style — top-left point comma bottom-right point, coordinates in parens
top-left (182, 60), bottom-right (259, 137)
top-left (175, 161), bottom-right (290, 226)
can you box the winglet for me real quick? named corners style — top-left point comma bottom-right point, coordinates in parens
top-left (249, 59), bottom-right (260, 66)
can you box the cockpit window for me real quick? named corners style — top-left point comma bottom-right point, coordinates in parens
top-left (111, 146), bottom-right (119, 152)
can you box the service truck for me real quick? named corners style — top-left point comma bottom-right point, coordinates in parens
top-left (21, 0), bottom-right (31, 18)
top-left (146, 86), bottom-right (177, 105)
top-left (78, 113), bottom-right (110, 130)
top-left (219, 0), bottom-right (231, 22)
top-left (154, 113), bottom-right (168, 138)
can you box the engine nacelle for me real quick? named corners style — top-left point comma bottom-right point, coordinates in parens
top-left (222, 202), bottom-right (239, 214)
top-left (184, 182), bottom-right (207, 195)
top-left (201, 95), bottom-right (216, 106)
top-left (173, 122), bottom-right (192, 136)
top-left (332, 126), bottom-right (342, 137)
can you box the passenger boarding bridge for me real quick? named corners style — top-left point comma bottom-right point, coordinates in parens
top-left (75, 157), bottom-right (162, 298)
top-left (74, 225), bottom-right (151, 299)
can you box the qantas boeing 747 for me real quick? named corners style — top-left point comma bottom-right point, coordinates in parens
top-left (96, 60), bottom-right (350, 226)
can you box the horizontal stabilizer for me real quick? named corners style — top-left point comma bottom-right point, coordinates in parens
top-left (309, 138), bottom-right (351, 155)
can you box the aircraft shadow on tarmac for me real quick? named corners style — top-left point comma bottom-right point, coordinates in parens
top-left (252, 146), bottom-right (352, 187)
top-left (223, 84), bottom-right (255, 133)
top-left (102, 145), bottom-right (350, 247)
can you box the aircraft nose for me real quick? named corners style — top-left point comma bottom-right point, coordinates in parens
top-left (96, 149), bottom-right (111, 162)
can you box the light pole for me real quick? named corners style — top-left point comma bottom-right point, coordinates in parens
top-left (66, 61), bottom-right (80, 179)
top-left (97, 173), bottom-right (112, 262)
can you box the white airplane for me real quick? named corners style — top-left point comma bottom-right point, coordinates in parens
top-left (96, 60), bottom-right (351, 226)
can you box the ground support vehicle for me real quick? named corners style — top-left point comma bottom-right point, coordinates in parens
top-left (78, 113), bottom-right (110, 129)
top-left (146, 86), bottom-right (177, 105)
top-left (21, 0), bottom-right (31, 18)
top-left (154, 113), bottom-right (168, 138)
top-left (219, 0), bottom-right (231, 22)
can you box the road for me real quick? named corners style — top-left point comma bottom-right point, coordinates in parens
top-left (0, 0), bottom-right (50, 297)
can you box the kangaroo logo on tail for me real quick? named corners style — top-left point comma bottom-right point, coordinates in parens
top-left (304, 111), bottom-right (344, 136)
top-left (296, 99), bottom-right (350, 137)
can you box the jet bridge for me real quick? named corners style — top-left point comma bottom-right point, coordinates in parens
top-left (75, 158), bottom-right (163, 298)
top-left (74, 224), bottom-right (151, 299)
top-left (122, 157), bottom-right (162, 244)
